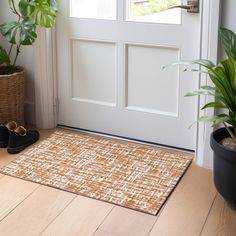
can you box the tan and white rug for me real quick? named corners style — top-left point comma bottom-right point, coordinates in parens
top-left (0, 130), bottom-right (192, 215)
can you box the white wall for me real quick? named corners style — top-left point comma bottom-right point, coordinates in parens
top-left (0, 1), bottom-right (35, 124)
top-left (221, 0), bottom-right (236, 32)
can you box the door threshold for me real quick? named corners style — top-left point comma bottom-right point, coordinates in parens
top-left (57, 124), bottom-right (195, 154)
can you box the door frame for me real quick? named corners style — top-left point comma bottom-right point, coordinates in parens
top-left (34, 0), bottom-right (221, 168)
top-left (196, 0), bottom-right (221, 168)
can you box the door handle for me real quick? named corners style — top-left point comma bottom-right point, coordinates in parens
top-left (168, 1), bottom-right (199, 13)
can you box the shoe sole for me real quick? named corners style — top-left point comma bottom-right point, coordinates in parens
top-left (7, 138), bottom-right (39, 154)
top-left (0, 141), bottom-right (8, 148)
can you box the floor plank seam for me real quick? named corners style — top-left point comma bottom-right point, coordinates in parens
top-left (146, 199), bottom-right (169, 235)
top-left (0, 182), bottom-right (40, 223)
top-left (38, 194), bottom-right (77, 236)
top-left (92, 205), bottom-right (116, 236)
top-left (198, 192), bottom-right (218, 236)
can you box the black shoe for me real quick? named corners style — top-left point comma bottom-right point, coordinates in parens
top-left (7, 126), bottom-right (40, 154)
top-left (0, 121), bottom-right (17, 148)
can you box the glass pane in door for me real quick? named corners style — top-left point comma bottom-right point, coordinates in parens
top-left (70, 0), bottom-right (116, 20)
top-left (127, 0), bottom-right (181, 24)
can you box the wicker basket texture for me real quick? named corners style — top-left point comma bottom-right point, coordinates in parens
top-left (0, 68), bottom-right (25, 125)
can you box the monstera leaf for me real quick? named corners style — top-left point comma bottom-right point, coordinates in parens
top-left (0, 0), bottom-right (58, 68)
top-left (47, 0), bottom-right (58, 11)
top-left (0, 19), bottom-right (37, 45)
top-left (0, 47), bottom-right (10, 65)
top-left (19, 0), bottom-right (57, 28)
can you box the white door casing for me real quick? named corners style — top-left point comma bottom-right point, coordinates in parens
top-left (34, 0), bottom-right (221, 167)
top-left (196, 0), bottom-right (221, 168)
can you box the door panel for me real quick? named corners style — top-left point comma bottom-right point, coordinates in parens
top-left (71, 39), bottom-right (117, 106)
top-left (126, 44), bottom-right (179, 116)
top-left (57, 0), bottom-right (200, 150)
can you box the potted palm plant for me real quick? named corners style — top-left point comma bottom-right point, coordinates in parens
top-left (0, 0), bottom-right (58, 125)
top-left (171, 27), bottom-right (236, 209)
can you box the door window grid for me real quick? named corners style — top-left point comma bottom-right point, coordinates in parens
top-left (127, 0), bottom-right (181, 24)
top-left (69, 0), bottom-right (181, 24)
top-left (70, 0), bottom-right (117, 20)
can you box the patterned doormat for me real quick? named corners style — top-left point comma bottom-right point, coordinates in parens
top-left (0, 129), bottom-right (192, 215)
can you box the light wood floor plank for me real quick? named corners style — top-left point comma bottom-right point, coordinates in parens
top-left (41, 196), bottom-right (114, 236)
top-left (93, 229), bottom-right (116, 236)
top-left (0, 185), bottom-right (75, 236)
top-left (200, 194), bottom-right (236, 236)
top-left (0, 149), bottom-right (18, 168)
top-left (100, 206), bottom-right (156, 236)
top-left (2, 129), bottom-right (233, 236)
top-left (149, 164), bottom-right (216, 236)
top-left (0, 176), bottom-right (38, 221)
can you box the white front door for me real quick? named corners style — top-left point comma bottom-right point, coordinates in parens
top-left (57, 0), bottom-right (201, 150)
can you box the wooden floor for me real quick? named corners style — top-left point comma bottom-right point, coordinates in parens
top-left (0, 129), bottom-right (235, 236)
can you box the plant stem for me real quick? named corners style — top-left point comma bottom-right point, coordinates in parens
top-left (8, 44), bottom-right (13, 57)
top-left (10, 0), bottom-right (21, 17)
top-left (9, 0), bottom-right (22, 68)
top-left (13, 45), bottom-right (21, 67)
top-left (223, 122), bottom-right (236, 144)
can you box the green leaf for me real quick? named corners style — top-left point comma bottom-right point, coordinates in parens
top-left (164, 27), bottom-right (236, 132)
top-left (0, 47), bottom-right (10, 65)
top-left (47, 0), bottom-right (58, 11)
top-left (18, 0), bottom-right (27, 17)
top-left (208, 70), bottom-right (235, 110)
top-left (191, 59), bottom-right (216, 68)
top-left (220, 58), bottom-right (236, 91)
top-left (213, 65), bottom-right (234, 98)
top-left (185, 91), bottom-right (204, 96)
top-left (200, 85), bottom-right (217, 91)
top-left (198, 114), bottom-right (230, 127)
top-left (212, 114), bottom-right (231, 126)
top-left (220, 27), bottom-right (236, 60)
top-left (183, 68), bottom-right (208, 74)
top-left (185, 87), bottom-right (219, 97)
top-left (189, 114), bottom-right (230, 128)
top-left (19, 0), bottom-right (57, 28)
top-left (164, 59), bottom-right (215, 70)
top-left (201, 102), bottom-right (226, 110)
top-left (0, 20), bottom-right (37, 45)
top-left (0, 21), bottom-right (17, 43)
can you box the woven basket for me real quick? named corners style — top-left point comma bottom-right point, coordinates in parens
top-left (0, 67), bottom-right (25, 125)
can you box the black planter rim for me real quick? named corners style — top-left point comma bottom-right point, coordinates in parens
top-left (210, 127), bottom-right (236, 163)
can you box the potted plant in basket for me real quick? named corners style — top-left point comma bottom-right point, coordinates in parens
top-left (0, 0), bottom-right (58, 125)
top-left (170, 27), bottom-right (236, 209)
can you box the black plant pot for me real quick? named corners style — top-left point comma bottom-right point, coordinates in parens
top-left (210, 127), bottom-right (236, 209)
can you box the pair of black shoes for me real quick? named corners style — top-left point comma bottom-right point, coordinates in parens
top-left (0, 121), bottom-right (39, 154)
